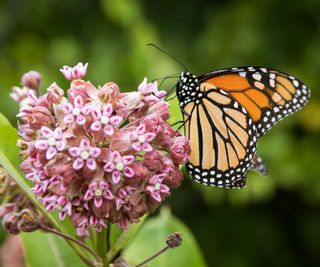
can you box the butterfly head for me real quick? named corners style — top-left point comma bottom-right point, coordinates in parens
top-left (176, 71), bottom-right (200, 107)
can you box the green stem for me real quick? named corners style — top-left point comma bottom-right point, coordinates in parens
top-left (40, 225), bottom-right (101, 263)
top-left (135, 246), bottom-right (169, 267)
top-left (96, 228), bottom-right (108, 267)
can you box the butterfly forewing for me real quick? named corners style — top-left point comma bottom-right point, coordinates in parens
top-left (183, 83), bottom-right (258, 189)
top-left (200, 67), bottom-right (310, 137)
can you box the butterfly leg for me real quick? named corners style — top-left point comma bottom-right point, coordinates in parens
top-left (171, 120), bottom-right (184, 127)
top-left (166, 94), bottom-right (177, 101)
top-left (250, 154), bottom-right (268, 176)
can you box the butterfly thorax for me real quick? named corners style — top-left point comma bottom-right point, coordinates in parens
top-left (176, 71), bottom-right (202, 108)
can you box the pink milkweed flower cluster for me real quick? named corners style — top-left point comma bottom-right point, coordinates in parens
top-left (13, 63), bottom-right (190, 236)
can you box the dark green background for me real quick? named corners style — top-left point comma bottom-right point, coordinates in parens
top-left (0, 0), bottom-right (319, 266)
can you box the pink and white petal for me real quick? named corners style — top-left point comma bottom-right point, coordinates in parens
top-left (141, 142), bottom-right (153, 152)
top-left (91, 108), bottom-right (101, 120)
top-left (59, 211), bottom-right (67, 221)
top-left (123, 166), bottom-right (134, 178)
top-left (35, 140), bottom-right (49, 150)
top-left (99, 181), bottom-right (109, 190)
top-left (129, 131), bottom-right (138, 141)
top-left (46, 146), bottom-right (57, 160)
top-left (90, 121), bottom-right (102, 131)
top-left (53, 127), bottom-right (63, 139)
top-left (115, 199), bottom-right (123, 211)
top-left (112, 151), bottom-right (122, 163)
top-left (89, 147), bottom-right (101, 158)
top-left (132, 142), bottom-right (141, 151)
top-left (74, 95), bottom-right (84, 108)
top-left (94, 197), bottom-right (103, 208)
top-left (69, 147), bottom-right (81, 157)
top-left (148, 175), bottom-right (159, 184)
top-left (57, 196), bottom-right (67, 206)
top-left (89, 215), bottom-right (98, 225)
top-left (76, 115), bottom-right (86, 125)
top-left (110, 116), bottom-right (122, 127)
top-left (112, 171), bottom-right (121, 184)
top-left (73, 158), bottom-right (84, 170)
top-left (64, 202), bottom-right (72, 216)
top-left (136, 124), bottom-right (146, 135)
top-left (160, 184), bottom-right (170, 193)
top-left (157, 173), bottom-right (167, 180)
top-left (118, 188), bottom-right (127, 198)
top-left (151, 192), bottom-right (162, 202)
top-left (55, 140), bottom-right (66, 151)
top-left (146, 185), bottom-right (155, 195)
top-left (156, 90), bottom-right (166, 98)
top-left (103, 190), bottom-right (113, 200)
top-left (123, 203), bottom-right (131, 211)
top-left (87, 84), bottom-right (99, 99)
top-left (144, 95), bottom-right (158, 104)
top-left (64, 114), bottom-right (75, 124)
top-left (41, 126), bottom-right (53, 138)
top-left (26, 173), bottom-right (35, 181)
top-left (86, 158), bottom-right (97, 171)
top-left (122, 155), bottom-right (135, 165)
top-left (103, 125), bottom-right (114, 136)
top-left (138, 78), bottom-right (147, 92)
top-left (62, 102), bottom-right (73, 113)
top-left (46, 203), bottom-right (56, 212)
top-left (104, 162), bottom-right (115, 172)
top-left (88, 182), bottom-right (98, 191)
top-left (103, 103), bottom-right (113, 117)
top-left (81, 105), bottom-right (91, 115)
top-left (80, 139), bottom-right (90, 150)
top-left (145, 132), bottom-right (156, 142)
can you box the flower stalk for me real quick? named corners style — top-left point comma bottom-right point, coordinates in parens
top-left (40, 224), bottom-right (101, 263)
top-left (95, 228), bottom-right (108, 266)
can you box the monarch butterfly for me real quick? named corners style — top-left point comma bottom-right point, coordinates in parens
top-left (176, 66), bottom-right (310, 189)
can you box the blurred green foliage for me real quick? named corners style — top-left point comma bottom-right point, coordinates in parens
top-left (0, 0), bottom-right (319, 266)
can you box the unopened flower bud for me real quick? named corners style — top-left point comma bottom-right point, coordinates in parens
top-left (0, 204), bottom-right (15, 218)
top-left (166, 232), bottom-right (182, 248)
top-left (110, 257), bottom-right (130, 267)
top-left (16, 139), bottom-right (28, 150)
top-left (2, 213), bottom-right (20, 235)
top-left (60, 63), bottom-right (88, 81)
top-left (21, 71), bottom-right (41, 90)
top-left (17, 209), bottom-right (40, 232)
top-left (47, 82), bottom-right (64, 104)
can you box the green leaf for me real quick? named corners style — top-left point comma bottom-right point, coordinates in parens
top-left (108, 215), bottom-right (147, 261)
top-left (123, 208), bottom-right (208, 267)
top-left (168, 97), bottom-right (183, 134)
top-left (0, 113), bottom-right (35, 202)
top-left (21, 231), bottom-right (87, 267)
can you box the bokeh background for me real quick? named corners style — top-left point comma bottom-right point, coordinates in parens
top-left (0, 0), bottom-right (319, 266)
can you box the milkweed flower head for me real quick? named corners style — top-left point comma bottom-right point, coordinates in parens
top-left (13, 63), bottom-right (190, 236)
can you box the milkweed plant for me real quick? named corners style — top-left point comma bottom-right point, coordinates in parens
top-left (0, 63), bottom-right (200, 267)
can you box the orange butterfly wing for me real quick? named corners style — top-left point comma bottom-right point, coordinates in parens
top-left (199, 67), bottom-right (310, 137)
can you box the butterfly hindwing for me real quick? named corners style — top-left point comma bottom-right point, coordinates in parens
top-left (183, 83), bottom-right (258, 189)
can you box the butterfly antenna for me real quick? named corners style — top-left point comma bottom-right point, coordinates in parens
top-left (147, 43), bottom-right (188, 71)
top-left (151, 73), bottom-right (180, 82)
